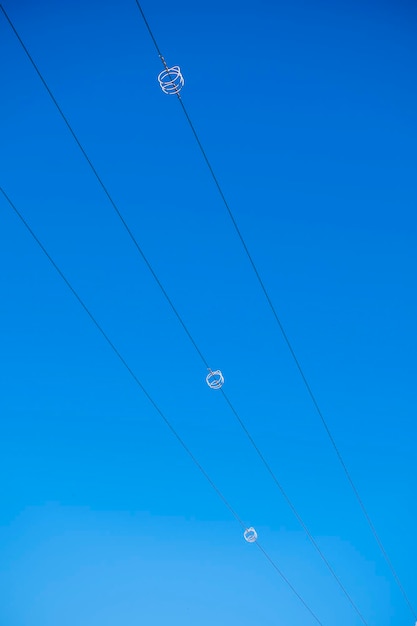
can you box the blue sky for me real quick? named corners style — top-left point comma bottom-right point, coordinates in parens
top-left (1, 0), bottom-right (416, 624)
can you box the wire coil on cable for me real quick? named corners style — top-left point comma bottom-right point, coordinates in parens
top-left (244, 527), bottom-right (258, 543)
top-left (158, 66), bottom-right (184, 95)
top-left (206, 369), bottom-right (224, 390)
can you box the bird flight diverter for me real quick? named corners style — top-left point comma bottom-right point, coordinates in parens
top-left (244, 527), bottom-right (258, 543)
top-left (206, 369), bottom-right (224, 390)
top-left (158, 66), bottom-right (184, 94)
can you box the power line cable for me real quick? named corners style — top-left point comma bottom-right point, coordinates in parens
top-left (0, 5), bottom-right (208, 370)
top-left (0, 6), bottom-right (369, 623)
top-left (0, 185), bottom-right (324, 626)
top-left (132, 1), bottom-right (417, 620)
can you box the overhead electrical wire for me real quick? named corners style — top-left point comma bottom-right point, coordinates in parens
top-left (0, 185), bottom-right (323, 626)
top-left (132, 1), bottom-right (417, 620)
top-left (0, 6), bottom-right (369, 623)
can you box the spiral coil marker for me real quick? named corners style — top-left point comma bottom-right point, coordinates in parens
top-left (206, 369), bottom-right (224, 390)
top-left (157, 65), bottom-right (184, 95)
top-left (244, 527), bottom-right (258, 543)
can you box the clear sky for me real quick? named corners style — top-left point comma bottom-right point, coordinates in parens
top-left (0, 0), bottom-right (416, 624)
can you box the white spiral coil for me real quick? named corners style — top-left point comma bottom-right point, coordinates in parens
top-left (206, 369), bottom-right (224, 390)
top-left (158, 66), bottom-right (184, 95)
top-left (243, 527), bottom-right (258, 543)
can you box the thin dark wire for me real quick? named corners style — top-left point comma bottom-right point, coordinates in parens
top-left (255, 541), bottom-right (323, 624)
top-left (0, 4), bottom-right (208, 371)
top-left (0, 186), bottom-right (323, 626)
top-left (133, 1), bottom-right (417, 620)
top-left (0, 188), bottom-right (233, 523)
top-left (221, 389), bottom-right (369, 622)
top-left (0, 6), bottom-right (368, 622)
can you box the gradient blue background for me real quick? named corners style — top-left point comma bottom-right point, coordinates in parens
top-left (1, 0), bottom-right (416, 624)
